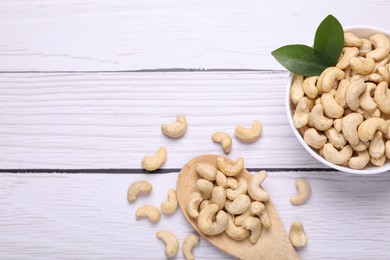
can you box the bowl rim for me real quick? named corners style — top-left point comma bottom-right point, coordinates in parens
top-left (285, 26), bottom-right (390, 175)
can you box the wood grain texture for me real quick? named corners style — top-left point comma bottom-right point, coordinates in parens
top-left (0, 0), bottom-right (390, 71)
top-left (1, 171), bottom-right (390, 259)
top-left (0, 71), bottom-right (326, 169)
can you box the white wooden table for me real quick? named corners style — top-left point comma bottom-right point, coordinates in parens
top-left (1, 1), bottom-right (390, 259)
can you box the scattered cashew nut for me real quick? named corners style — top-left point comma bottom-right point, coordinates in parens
top-left (247, 171), bottom-right (270, 202)
top-left (135, 205), bottom-right (161, 224)
top-left (182, 234), bottom-right (200, 260)
top-left (290, 178), bottom-right (311, 206)
top-left (142, 146), bottom-right (167, 171)
top-left (127, 180), bottom-right (152, 203)
top-left (235, 120), bottom-right (263, 143)
top-left (289, 222), bottom-right (307, 248)
top-left (160, 188), bottom-right (178, 215)
top-left (161, 114), bottom-right (188, 138)
top-left (212, 132), bottom-right (232, 154)
top-left (156, 231), bottom-right (179, 258)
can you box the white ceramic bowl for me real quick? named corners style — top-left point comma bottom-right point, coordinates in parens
top-left (286, 27), bottom-right (390, 174)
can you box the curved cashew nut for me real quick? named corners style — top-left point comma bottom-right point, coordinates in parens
top-left (293, 97), bottom-right (314, 128)
top-left (365, 73), bottom-right (382, 83)
top-left (226, 177), bottom-right (239, 189)
top-left (337, 47), bottom-right (359, 70)
top-left (358, 117), bottom-right (388, 142)
top-left (335, 79), bottom-right (350, 108)
top-left (317, 67), bottom-right (345, 92)
top-left (199, 199), bottom-right (210, 211)
top-left (366, 33), bottom-right (390, 61)
top-left (186, 192), bottom-right (202, 219)
top-left (371, 155), bottom-right (386, 167)
top-left (359, 38), bottom-right (372, 56)
top-left (196, 179), bottom-right (214, 199)
top-left (225, 214), bottom-right (250, 241)
top-left (160, 188), bottom-right (178, 215)
top-left (351, 141), bottom-right (370, 152)
top-left (234, 209), bottom-right (253, 226)
top-left (135, 205), bottom-right (161, 224)
top-left (248, 171), bottom-right (270, 202)
top-left (182, 234), bottom-right (200, 260)
top-left (322, 92), bottom-right (344, 118)
top-left (303, 128), bottom-right (327, 149)
top-left (225, 194), bottom-right (251, 215)
top-left (334, 118), bottom-right (343, 132)
top-left (217, 157), bottom-right (244, 177)
top-left (350, 56), bottom-right (375, 75)
top-left (212, 132), bottom-right (232, 154)
top-left (346, 79), bottom-right (367, 111)
top-left (325, 127), bottom-right (347, 149)
top-left (360, 82), bottom-right (377, 112)
top-left (161, 115), bottom-right (187, 138)
top-left (289, 222), bottom-right (307, 248)
top-left (310, 104), bottom-right (334, 131)
top-left (209, 186), bottom-right (226, 210)
top-left (344, 32), bottom-right (363, 47)
top-left (142, 147), bottom-right (167, 171)
top-left (290, 75), bottom-right (304, 105)
top-left (302, 76), bottom-right (318, 99)
top-left (374, 81), bottom-right (390, 114)
top-left (369, 131), bottom-right (385, 159)
top-left (226, 178), bottom-right (248, 201)
top-left (242, 217), bottom-right (262, 244)
top-left (348, 150), bottom-right (370, 170)
top-left (378, 66), bottom-right (390, 83)
top-left (156, 231), bottom-right (179, 258)
top-left (250, 201), bottom-right (271, 229)
top-left (127, 180), bottom-right (152, 203)
top-left (342, 113), bottom-right (364, 146)
top-left (195, 163), bottom-right (217, 181)
top-left (215, 170), bottom-right (227, 187)
top-left (385, 140), bottom-right (390, 159)
top-left (198, 204), bottom-right (228, 236)
top-left (323, 143), bottom-right (353, 165)
top-left (290, 178), bottom-right (311, 206)
top-left (235, 120), bottom-right (263, 143)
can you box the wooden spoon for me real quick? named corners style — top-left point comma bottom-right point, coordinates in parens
top-left (177, 154), bottom-right (299, 260)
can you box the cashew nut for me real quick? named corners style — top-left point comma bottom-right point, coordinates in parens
top-left (317, 67), bottom-right (345, 92)
top-left (348, 150), bottom-right (370, 170)
top-left (212, 132), bottom-right (232, 154)
top-left (302, 76), bottom-right (319, 99)
top-left (337, 47), bottom-right (359, 70)
top-left (323, 143), bottom-right (353, 165)
top-left (216, 172), bottom-right (238, 189)
top-left (289, 222), bottom-right (307, 248)
top-left (250, 201), bottom-right (271, 229)
top-left (161, 115), bottom-right (187, 138)
top-left (156, 231), bottom-right (179, 258)
top-left (290, 178), bottom-right (311, 206)
top-left (347, 79), bottom-right (367, 111)
top-left (247, 171), bottom-right (270, 202)
top-left (350, 56), bottom-right (375, 75)
top-left (226, 177), bottom-right (239, 189)
top-left (160, 188), bottom-right (178, 215)
top-left (199, 199), bottom-right (210, 211)
top-left (335, 79), bottom-right (350, 108)
top-left (386, 140), bottom-right (390, 159)
top-left (186, 192), bottom-right (203, 219)
top-left (127, 180), bottom-right (152, 203)
top-left (344, 32), bottom-right (363, 47)
top-left (182, 234), bottom-right (200, 260)
top-left (196, 179), bottom-right (214, 199)
top-left (195, 163), bottom-right (217, 181)
top-left (365, 73), bottom-right (382, 83)
top-left (358, 117), bottom-right (388, 142)
top-left (141, 147), bottom-right (167, 171)
top-left (378, 66), bottom-right (390, 83)
top-left (198, 204), bottom-right (228, 235)
top-left (135, 205), bottom-right (161, 223)
top-left (303, 128), bottom-right (327, 149)
top-left (234, 209), bottom-right (253, 226)
top-left (226, 178), bottom-right (248, 201)
top-left (225, 194), bottom-right (251, 215)
top-left (310, 104), bottom-right (334, 131)
top-left (366, 33), bottom-right (390, 61)
top-left (290, 75), bottom-right (304, 104)
top-left (360, 82), bottom-right (377, 112)
top-left (225, 214), bottom-right (250, 241)
top-left (342, 113), bottom-right (364, 146)
top-left (359, 38), bottom-right (372, 56)
top-left (369, 131), bottom-right (385, 159)
top-left (351, 141), bottom-right (370, 152)
top-left (293, 97), bottom-right (314, 128)
top-left (322, 92), bottom-right (344, 118)
top-left (334, 118), bottom-right (343, 132)
top-left (234, 120), bottom-right (263, 143)
top-left (217, 157), bottom-right (244, 177)
top-left (374, 81), bottom-right (390, 114)
top-left (209, 186), bottom-right (226, 210)
top-left (371, 155), bottom-right (386, 166)
top-left (325, 127), bottom-right (347, 149)
top-left (242, 217), bottom-right (262, 244)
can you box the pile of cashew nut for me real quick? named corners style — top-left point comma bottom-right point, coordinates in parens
top-left (291, 32), bottom-right (390, 169)
top-left (186, 157), bottom-right (271, 244)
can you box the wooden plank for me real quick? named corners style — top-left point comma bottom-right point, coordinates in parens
top-left (0, 71), bottom-right (326, 169)
top-left (0, 0), bottom-right (389, 71)
top-left (0, 171), bottom-right (389, 259)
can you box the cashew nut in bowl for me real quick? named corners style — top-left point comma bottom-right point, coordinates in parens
top-left (366, 33), bottom-right (390, 61)
top-left (303, 128), bottom-right (327, 149)
top-left (142, 147), bottom-right (167, 171)
top-left (290, 75), bottom-right (304, 104)
top-left (317, 67), bottom-right (345, 92)
top-left (242, 217), bottom-right (262, 244)
top-left (160, 188), bottom-right (178, 215)
top-left (127, 180), bottom-right (152, 203)
top-left (290, 178), bottom-right (311, 206)
top-left (197, 204), bottom-right (228, 236)
top-left (337, 47), bottom-right (359, 70)
top-left (342, 113), bottom-right (364, 146)
top-left (321, 92), bottom-right (344, 118)
top-left (293, 97), bottom-right (314, 128)
top-left (348, 150), bottom-right (370, 170)
top-left (302, 76), bottom-right (318, 99)
top-left (346, 79), bottom-right (367, 111)
top-left (182, 234), bottom-right (200, 260)
top-left (247, 171), bottom-right (270, 202)
top-left (225, 194), bottom-right (251, 215)
top-left (225, 214), bottom-right (250, 241)
top-left (226, 178), bottom-right (248, 201)
top-left (195, 163), bottom-right (217, 181)
top-left (360, 82), bottom-right (377, 112)
top-left (349, 56), bottom-right (375, 75)
top-left (234, 120), bottom-right (263, 143)
top-left (333, 118), bottom-right (343, 132)
top-left (371, 155), bottom-right (386, 167)
top-left (212, 132), bottom-right (232, 154)
top-left (156, 231), bottom-right (179, 258)
top-left (196, 179), bottom-right (214, 199)
top-left (334, 79), bottom-right (349, 108)
top-left (186, 192), bottom-right (203, 219)
top-left (378, 66), bottom-right (390, 83)
top-left (289, 222), bottom-right (307, 248)
top-left (359, 38), bottom-right (372, 56)
top-left (135, 205), bottom-right (161, 224)
top-left (369, 131), bottom-right (385, 159)
top-left (310, 104), bottom-right (334, 131)
top-left (351, 141), bottom-right (370, 152)
top-left (161, 114), bottom-right (187, 138)
top-left (209, 186), bottom-right (226, 210)
top-left (374, 81), bottom-right (390, 114)
top-left (344, 32), bottom-right (363, 47)
top-left (217, 157), bottom-right (244, 177)
top-left (322, 143), bottom-right (353, 165)
top-left (358, 117), bottom-right (388, 142)
top-left (325, 127), bottom-right (347, 149)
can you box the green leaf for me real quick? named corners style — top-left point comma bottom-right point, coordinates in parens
top-left (271, 44), bottom-right (333, 76)
top-left (313, 14), bottom-right (344, 64)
